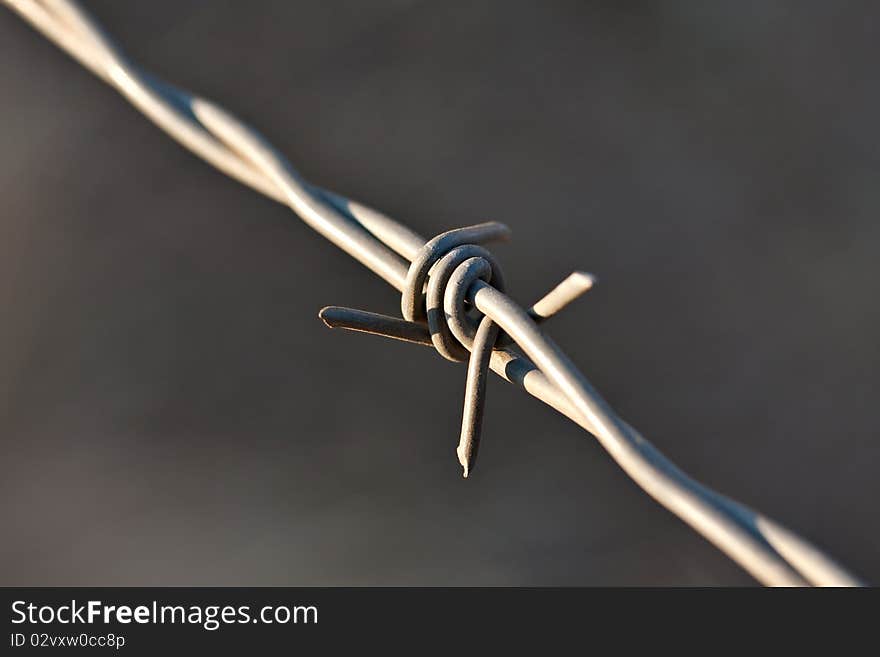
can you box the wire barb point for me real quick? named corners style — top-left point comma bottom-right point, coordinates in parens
top-left (458, 446), bottom-right (470, 478)
top-left (318, 306), bottom-right (432, 346)
top-left (528, 270), bottom-right (596, 321)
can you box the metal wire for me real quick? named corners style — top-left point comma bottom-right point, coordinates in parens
top-left (2, 0), bottom-right (863, 586)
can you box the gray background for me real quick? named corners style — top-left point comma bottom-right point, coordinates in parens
top-left (1, 0), bottom-right (877, 585)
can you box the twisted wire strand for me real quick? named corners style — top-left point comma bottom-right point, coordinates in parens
top-left (2, 0), bottom-right (862, 586)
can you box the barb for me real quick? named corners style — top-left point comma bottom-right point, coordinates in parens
top-left (2, 0), bottom-right (863, 586)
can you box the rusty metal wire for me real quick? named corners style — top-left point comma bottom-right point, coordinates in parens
top-left (3, 0), bottom-right (863, 586)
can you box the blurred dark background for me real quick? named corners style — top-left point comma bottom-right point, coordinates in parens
top-left (1, 0), bottom-right (877, 585)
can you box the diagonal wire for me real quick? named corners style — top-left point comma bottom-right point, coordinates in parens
top-left (1, 0), bottom-right (863, 586)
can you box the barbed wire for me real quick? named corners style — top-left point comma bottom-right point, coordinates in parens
top-left (2, 0), bottom-right (862, 586)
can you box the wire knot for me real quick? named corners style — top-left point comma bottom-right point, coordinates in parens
top-left (400, 222), bottom-right (509, 362)
top-left (320, 222), bottom-right (594, 477)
